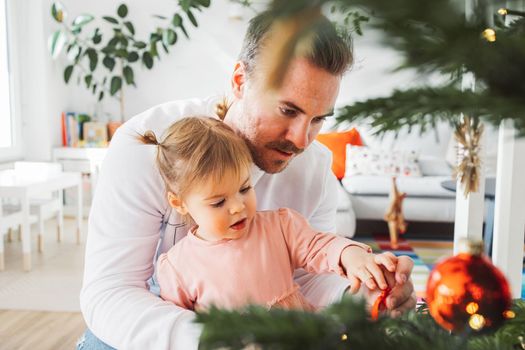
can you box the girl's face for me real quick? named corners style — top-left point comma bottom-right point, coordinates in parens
top-left (174, 166), bottom-right (256, 241)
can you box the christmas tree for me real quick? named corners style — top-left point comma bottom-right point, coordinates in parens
top-left (194, 1), bottom-right (525, 348)
top-left (267, 0), bottom-right (525, 136)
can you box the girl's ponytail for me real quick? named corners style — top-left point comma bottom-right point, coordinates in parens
top-left (215, 97), bottom-right (232, 121)
top-left (138, 130), bottom-right (161, 146)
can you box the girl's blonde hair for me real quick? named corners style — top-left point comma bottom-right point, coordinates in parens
top-left (138, 116), bottom-right (252, 199)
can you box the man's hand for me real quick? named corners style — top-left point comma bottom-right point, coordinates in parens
top-left (349, 255), bottom-right (417, 317)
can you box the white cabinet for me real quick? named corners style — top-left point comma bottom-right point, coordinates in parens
top-left (52, 147), bottom-right (107, 217)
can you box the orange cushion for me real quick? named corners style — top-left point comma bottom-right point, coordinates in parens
top-left (316, 128), bottom-right (363, 179)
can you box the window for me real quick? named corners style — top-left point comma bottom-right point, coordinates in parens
top-left (0, 0), bottom-right (12, 148)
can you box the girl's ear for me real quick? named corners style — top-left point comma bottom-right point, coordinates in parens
top-left (168, 191), bottom-right (188, 215)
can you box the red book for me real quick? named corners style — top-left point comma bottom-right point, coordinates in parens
top-left (61, 112), bottom-right (67, 146)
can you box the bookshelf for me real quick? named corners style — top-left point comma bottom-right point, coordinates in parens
top-left (52, 147), bottom-right (108, 217)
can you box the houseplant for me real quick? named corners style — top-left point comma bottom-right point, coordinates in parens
top-left (49, 0), bottom-right (211, 125)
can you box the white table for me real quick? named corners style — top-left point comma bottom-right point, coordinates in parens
top-left (0, 169), bottom-right (82, 271)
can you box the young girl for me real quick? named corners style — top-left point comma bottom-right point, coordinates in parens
top-left (140, 116), bottom-right (397, 311)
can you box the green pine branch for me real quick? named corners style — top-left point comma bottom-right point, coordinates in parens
top-left (335, 86), bottom-right (525, 136)
top-left (267, 0), bottom-right (525, 135)
top-left (196, 298), bottom-right (525, 350)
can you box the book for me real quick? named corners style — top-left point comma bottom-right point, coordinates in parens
top-left (61, 112), bottom-right (67, 146)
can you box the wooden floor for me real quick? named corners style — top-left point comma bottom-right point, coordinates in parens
top-left (0, 310), bottom-right (86, 350)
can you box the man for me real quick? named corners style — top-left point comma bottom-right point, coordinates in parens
top-left (78, 11), bottom-right (416, 350)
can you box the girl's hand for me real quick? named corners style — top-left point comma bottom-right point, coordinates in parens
top-left (340, 247), bottom-right (398, 294)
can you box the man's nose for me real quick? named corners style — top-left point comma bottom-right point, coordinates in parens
top-left (285, 119), bottom-right (309, 150)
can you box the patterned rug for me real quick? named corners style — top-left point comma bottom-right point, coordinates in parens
top-left (360, 234), bottom-right (525, 300)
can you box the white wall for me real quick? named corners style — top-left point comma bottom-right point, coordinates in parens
top-left (12, 0), bottom-right (426, 161)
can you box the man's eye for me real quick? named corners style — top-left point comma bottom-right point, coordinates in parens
top-left (312, 116), bottom-right (327, 124)
top-left (240, 186), bottom-right (252, 194)
top-left (211, 199), bottom-right (225, 208)
top-left (279, 107), bottom-right (297, 117)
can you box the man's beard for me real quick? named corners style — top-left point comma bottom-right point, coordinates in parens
top-left (242, 137), bottom-right (304, 174)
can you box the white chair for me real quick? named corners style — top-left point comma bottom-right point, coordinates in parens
top-left (0, 200), bottom-right (37, 270)
top-left (14, 162), bottom-right (65, 253)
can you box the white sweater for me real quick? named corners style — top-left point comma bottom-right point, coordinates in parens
top-left (80, 97), bottom-right (350, 349)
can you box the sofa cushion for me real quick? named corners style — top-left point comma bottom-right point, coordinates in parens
top-left (346, 145), bottom-right (422, 177)
top-left (316, 128), bottom-right (363, 179)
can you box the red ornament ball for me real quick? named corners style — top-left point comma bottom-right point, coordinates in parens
top-left (426, 242), bottom-right (512, 333)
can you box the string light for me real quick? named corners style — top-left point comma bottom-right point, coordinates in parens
top-left (469, 314), bottom-right (486, 331)
top-left (498, 7), bottom-right (525, 17)
top-left (482, 28), bottom-right (496, 42)
top-left (341, 334), bottom-right (348, 341)
top-left (466, 302), bottom-right (479, 315)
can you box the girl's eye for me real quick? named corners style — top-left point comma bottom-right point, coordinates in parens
top-left (240, 186), bottom-right (252, 194)
top-left (211, 199), bottom-right (225, 208)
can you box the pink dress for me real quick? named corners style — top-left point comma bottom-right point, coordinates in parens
top-left (156, 208), bottom-right (371, 311)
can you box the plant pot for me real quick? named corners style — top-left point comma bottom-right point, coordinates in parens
top-left (107, 121), bottom-right (123, 142)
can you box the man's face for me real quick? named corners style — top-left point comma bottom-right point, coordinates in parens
top-left (225, 57), bottom-right (341, 173)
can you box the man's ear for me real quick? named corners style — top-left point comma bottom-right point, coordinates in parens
top-left (167, 192), bottom-right (188, 215)
top-left (231, 61), bottom-right (246, 99)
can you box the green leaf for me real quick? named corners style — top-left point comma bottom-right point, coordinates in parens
top-left (84, 74), bottom-right (92, 88)
top-left (133, 41), bottom-right (147, 49)
top-left (103, 16), bottom-right (119, 24)
top-left (149, 41), bottom-right (158, 57)
top-left (187, 10), bottom-right (198, 27)
top-left (48, 30), bottom-right (67, 58)
top-left (66, 44), bottom-right (81, 61)
top-left (142, 52), bottom-right (153, 69)
top-left (195, 0), bottom-right (210, 7)
top-left (179, 23), bottom-right (189, 39)
top-left (72, 14), bottom-right (94, 28)
top-left (161, 42), bottom-right (169, 54)
top-left (115, 49), bottom-right (128, 58)
top-left (123, 66), bottom-right (134, 84)
top-left (124, 21), bottom-right (135, 35)
top-left (119, 36), bottom-right (129, 47)
top-left (85, 49), bottom-right (98, 71)
top-left (172, 13), bottom-right (182, 27)
top-left (92, 83), bottom-right (97, 94)
top-left (64, 65), bottom-right (74, 83)
top-left (150, 32), bottom-right (162, 42)
top-left (108, 37), bottom-right (120, 48)
top-left (127, 51), bottom-right (139, 62)
top-left (51, 2), bottom-right (66, 23)
top-left (92, 34), bottom-right (102, 44)
top-left (162, 29), bottom-right (177, 46)
top-left (110, 76), bottom-right (122, 95)
top-left (101, 45), bottom-right (115, 55)
top-left (117, 4), bottom-right (128, 18)
top-left (103, 56), bottom-right (116, 71)
top-left (98, 90), bottom-right (104, 101)
top-left (180, 0), bottom-right (191, 12)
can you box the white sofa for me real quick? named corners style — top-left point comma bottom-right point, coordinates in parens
top-left (335, 122), bottom-right (498, 236)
